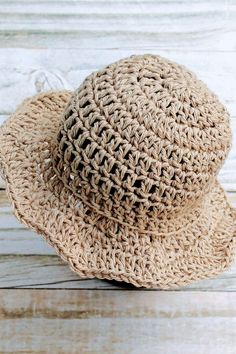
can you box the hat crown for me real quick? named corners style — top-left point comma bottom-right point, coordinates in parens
top-left (54, 54), bottom-right (231, 231)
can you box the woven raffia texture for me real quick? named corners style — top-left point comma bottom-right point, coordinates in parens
top-left (1, 54), bottom-right (236, 289)
top-left (53, 54), bottom-right (232, 233)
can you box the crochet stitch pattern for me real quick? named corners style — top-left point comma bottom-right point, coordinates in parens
top-left (0, 54), bottom-right (236, 288)
top-left (53, 54), bottom-right (231, 233)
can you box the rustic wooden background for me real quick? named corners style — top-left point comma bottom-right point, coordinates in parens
top-left (0, 0), bottom-right (236, 353)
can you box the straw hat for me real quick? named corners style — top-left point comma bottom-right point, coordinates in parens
top-left (0, 54), bottom-right (235, 289)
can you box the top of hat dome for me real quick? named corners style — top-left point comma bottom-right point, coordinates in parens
top-left (53, 54), bottom-right (232, 232)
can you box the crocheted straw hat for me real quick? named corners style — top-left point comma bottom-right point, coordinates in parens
top-left (0, 54), bottom-right (236, 289)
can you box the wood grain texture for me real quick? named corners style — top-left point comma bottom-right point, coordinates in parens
top-left (1, 48), bottom-right (236, 115)
top-left (0, 0), bottom-right (235, 51)
top-left (0, 289), bottom-right (236, 353)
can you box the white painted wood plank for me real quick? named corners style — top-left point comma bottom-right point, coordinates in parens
top-left (1, 0), bottom-right (233, 21)
top-left (0, 230), bottom-right (55, 255)
top-left (0, 114), bottom-right (7, 125)
top-left (0, 4), bottom-right (234, 32)
top-left (0, 289), bottom-right (236, 353)
top-left (0, 0), bottom-right (232, 16)
top-left (0, 0), bottom-right (235, 50)
top-left (0, 255), bottom-right (114, 289)
top-left (1, 49), bottom-right (236, 115)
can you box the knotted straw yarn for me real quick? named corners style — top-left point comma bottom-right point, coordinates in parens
top-left (0, 54), bottom-right (236, 288)
top-left (53, 54), bottom-right (231, 233)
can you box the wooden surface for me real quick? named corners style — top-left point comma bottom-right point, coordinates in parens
top-left (0, 0), bottom-right (236, 353)
top-left (1, 290), bottom-right (236, 354)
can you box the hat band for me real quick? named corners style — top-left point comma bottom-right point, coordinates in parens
top-left (49, 168), bottom-right (206, 236)
top-left (75, 191), bottom-right (206, 236)
top-left (50, 162), bottom-right (209, 236)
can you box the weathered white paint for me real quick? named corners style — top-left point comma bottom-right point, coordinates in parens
top-left (1, 49), bottom-right (236, 115)
top-left (0, 0), bottom-right (235, 51)
top-left (1, 289), bottom-right (236, 353)
top-left (0, 230), bottom-right (55, 255)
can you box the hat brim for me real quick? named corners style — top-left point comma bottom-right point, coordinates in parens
top-left (1, 91), bottom-right (236, 289)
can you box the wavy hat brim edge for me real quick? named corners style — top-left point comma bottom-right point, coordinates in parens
top-left (0, 91), bottom-right (236, 289)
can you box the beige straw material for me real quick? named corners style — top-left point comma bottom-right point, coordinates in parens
top-left (0, 54), bottom-right (236, 289)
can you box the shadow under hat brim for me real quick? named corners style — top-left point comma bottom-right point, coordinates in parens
top-left (0, 91), bottom-right (236, 289)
